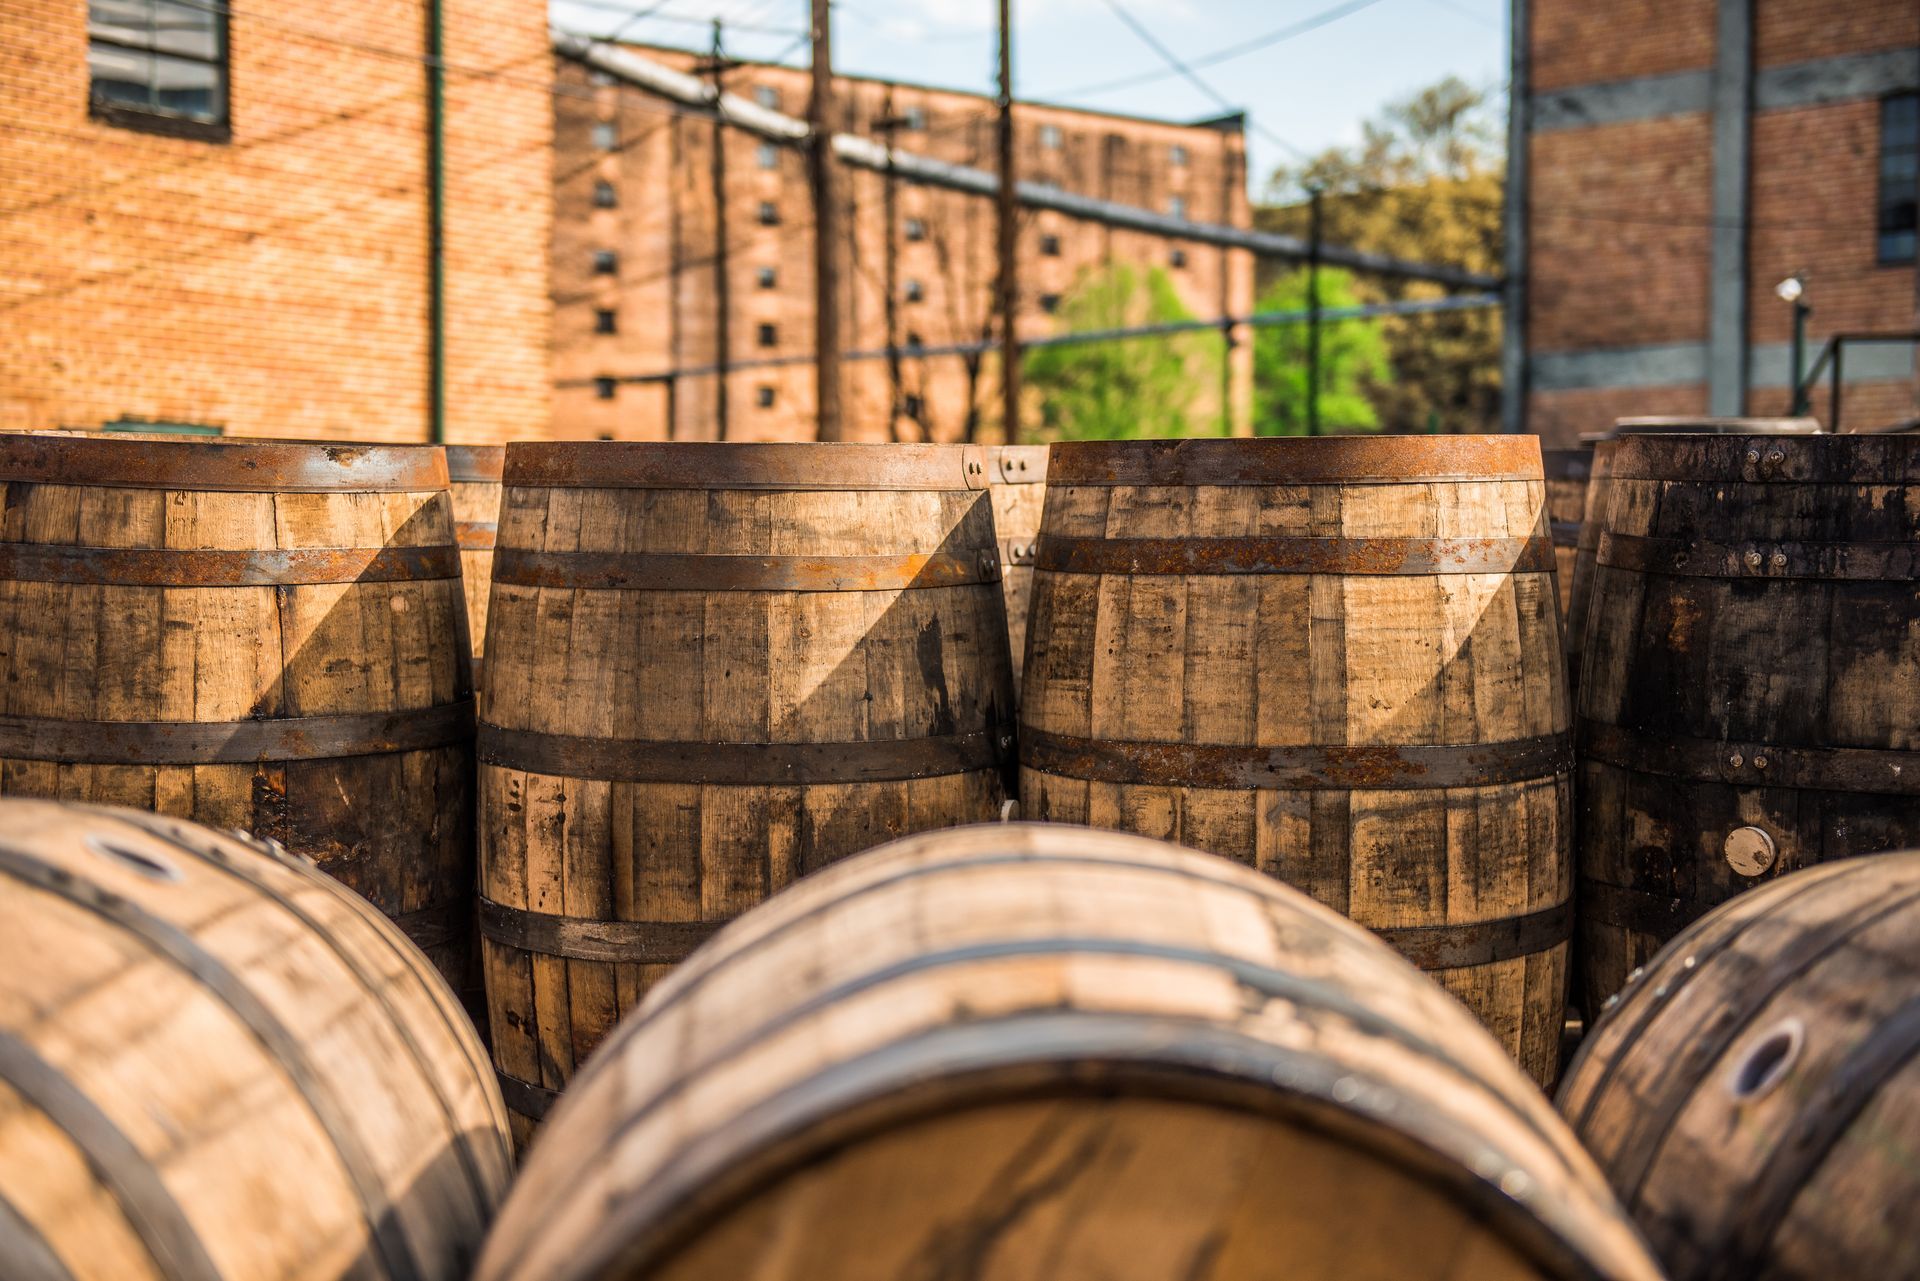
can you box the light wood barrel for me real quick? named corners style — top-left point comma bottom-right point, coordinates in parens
top-left (1020, 435), bottom-right (1572, 1084)
top-left (988, 445), bottom-right (1047, 699)
top-left (0, 434), bottom-right (476, 988)
top-left (1543, 448), bottom-right (1590, 621)
top-left (478, 442), bottom-right (1016, 1139)
top-left (0, 798), bottom-right (511, 1280)
top-left (1561, 854), bottom-right (1920, 1281)
top-left (446, 445), bottom-right (503, 675)
top-left (1576, 433), bottom-right (1920, 1016)
top-left (475, 822), bottom-right (1661, 1281)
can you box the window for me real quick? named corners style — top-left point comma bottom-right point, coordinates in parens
top-left (88, 0), bottom-right (229, 140)
top-left (593, 180), bottom-right (618, 208)
top-left (1170, 143), bottom-right (1189, 167)
top-left (757, 385), bottom-right (776, 408)
top-left (1168, 194), bottom-right (1187, 220)
top-left (902, 393), bottom-right (925, 421)
top-left (1039, 233), bottom-right (1061, 257)
top-left (594, 309), bottom-right (618, 335)
top-left (758, 323), bottom-right (778, 348)
top-left (756, 141), bottom-right (780, 170)
top-left (595, 377), bottom-right (618, 400)
top-left (1170, 247), bottom-right (1188, 269)
top-left (904, 278), bottom-right (925, 303)
top-left (593, 250), bottom-right (618, 275)
top-left (758, 201), bottom-right (781, 226)
top-left (906, 331), bottom-right (925, 349)
top-left (755, 85), bottom-right (780, 109)
top-left (592, 121), bottom-right (617, 151)
top-left (1881, 94), bottom-right (1918, 265)
top-left (904, 217), bottom-right (927, 241)
top-left (1040, 293), bottom-right (1062, 314)
top-left (589, 69), bottom-right (616, 87)
top-left (756, 266), bottom-right (777, 289)
top-left (903, 106), bottom-right (928, 131)
top-left (1038, 123), bottom-right (1062, 149)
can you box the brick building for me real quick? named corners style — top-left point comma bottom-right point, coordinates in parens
top-left (0, 0), bottom-right (552, 444)
top-left (552, 44), bottom-right (1254, 442)
top-left (1506, 0), bottom-right (1919, 440)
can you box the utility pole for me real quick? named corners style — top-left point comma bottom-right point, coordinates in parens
top-left (705, 19), bottom-right (732, 440)
top-left (1306, 184), bottom-right (1323, 437)
top-left (877, 89), bottom-right (905, 439)
top-left (807, 0), bottom-right (844, 440)
top-left (995, 0), bottom-right (1019, 445)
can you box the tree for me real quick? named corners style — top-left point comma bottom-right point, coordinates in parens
top-left (1256, 76), bottom-right (1504, 434)
top-left (1252, 268), bottom-right (1391, 435)
top-left (1021, 263), bottom-right (1223, 441)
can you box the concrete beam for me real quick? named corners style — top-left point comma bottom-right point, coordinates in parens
top-left (1533, 71), bottom-right (1710, 132)
top-left (1530, 340), bottom-right (1916, 391)
top-left (1706, 0), bottom-right (1754, 416)
top-left (1757, 47), bottom-right (1920, 111)
top-left (1501, 0), bottom-right (1530, 433)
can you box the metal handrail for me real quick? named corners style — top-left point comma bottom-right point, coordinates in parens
top-left (1792, 332), bottom-right (1920, 431)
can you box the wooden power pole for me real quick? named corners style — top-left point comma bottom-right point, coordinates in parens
top-left (706, 20), bottom-right (731, 440)
top-left (995, 0), bottom-right (1019, 445)
top-left (807, 0), bottom-right (844, 440)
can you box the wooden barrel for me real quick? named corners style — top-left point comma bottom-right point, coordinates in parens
top-left (1560, 854), bottom-right (1920, 1281)
top-left (1020, 436), bottom-right (1572, 1085)
top-left (1575, 433), bottom-right (1920, 1017)
top-left (477, 442), bottom-right (1015, 1140)
top-left (988, 444), bottom-right (1047, 699)
top-left (475, 823), bottom-right (1661, 1281)
top-left (1564, 418), bottom-right (1820, 703)
top-left (0, 798), bottom-right (512, 1280)
top-left (1543, 448), bottom-right (1590, 621)
top-left (0, 434), bottom-right (477, 989)
top-left (446, 445), bottom-right (503, 678)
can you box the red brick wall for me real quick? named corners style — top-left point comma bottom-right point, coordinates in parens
top-left (1755, 0), bottom-right (1920, 68)
top-left (1531, 385), bottom-right (1711, 447)
top-left (0, 0), bottom-right (550, 443)
top-left (1531, 0), bottom-right (1716, 92)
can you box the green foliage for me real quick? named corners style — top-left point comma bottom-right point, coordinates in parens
top-left (1021, 262), bottom-right (1223, 441)
top-left (1252, 268), bottom-right (1391, 436)
top-left (1255, 75), bottom-right (1504, 434)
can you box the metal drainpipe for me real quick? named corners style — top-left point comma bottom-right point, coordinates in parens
top-left (426, 0), bottom-right (447, 444)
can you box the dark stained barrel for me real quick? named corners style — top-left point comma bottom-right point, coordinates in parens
top-left (0, 799), bottom-right (511, 1280)
top-left (1575, 432), bottom-right (1920, 1016)
top-left (1561, 854), bottom-right (1920, 1281)
top-left (477, 823), bottom-right (1662, 1281)
top-left (1020, 435), bottom-right (1572, 1085)
top-left (0, 433), bottom-right (476, 989)
top-left (477, 443), bottom-right (1015, 1141)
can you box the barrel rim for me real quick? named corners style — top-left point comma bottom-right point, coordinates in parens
top-left (502, 442), bottom-right (992, 491)
top-left (1610, 416), bottom-right (1824, 435)
top-left (1044, 434), bottom-right (1545, 485)
top-left (0, 435), bottom-right (449, 493)
top-left (1607, 431), bottom-right (1920, 482)
top-left (446, 444), bottom-right (506, 483)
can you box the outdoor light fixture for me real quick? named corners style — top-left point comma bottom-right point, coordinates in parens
top-left (1775, 274), bottom-right (1805, 303)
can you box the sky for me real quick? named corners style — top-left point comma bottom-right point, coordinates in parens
top-left (549, 0), bottom-right (1509, 200)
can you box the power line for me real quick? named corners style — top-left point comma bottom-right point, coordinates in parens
top-left (1042, 0), bottom-right (1390, 101)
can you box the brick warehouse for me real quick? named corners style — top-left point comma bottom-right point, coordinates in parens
top-left (0, 0), bottom-right (552, 444)
top-left (551, 43), bottom-right (1255, 443)
top-left (1506, 0), bottom-right (1920, 441)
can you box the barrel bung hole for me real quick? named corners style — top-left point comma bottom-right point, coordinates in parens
top-left (1728, 1020), bottom-right (1803, 1102)
top-left (85, 833), bottom-right (183, 883)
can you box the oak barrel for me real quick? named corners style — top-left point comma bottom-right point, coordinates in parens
top-left (0, 798), bottom-right (511, 1280)
top-left (1565, 418), bottom-right (1819, 693)
top-left (1020, 435), bottom-right (1572, 1084)
top-left (1575, 433), bottom-right (1920, 1015)
top-left (988, 444), bottom-right (1047, 698)
top-left (1543, 448), bottom-right (1590, 620)
top-left (0, 434), bottom-right (476, 989)
top-left (446, 445), bottom-right (503, 678)
top-left (478, 442), bottom-right (1015, 1139)
top-left (475, 822), bottom-right (1660, 1281)
top-left (1560, 854), bottom-right (1920, 1281)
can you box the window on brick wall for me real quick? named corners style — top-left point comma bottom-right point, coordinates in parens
top-left (904, 217), bottom-right (927, 242)
top-left (757, 385), bottom-right (776, 408)
top-left (756, 141), bottom-right (780, 170)
top-left (595, 309), bottom-right (618, 335)
top-left (593, 250), bottom-right (618, 275)
top-left (1039, 124), bottom-right (1063, 149)
top-left (758, 323), bottom-right (778, 347)
top-left (1040, 293), bottom-right (1062, 314)
top-left (1880, 93), bottom-right (1918, 265)
top-left (1170, 247), bottom-right (1188, 269)
top-left (1168, 194), bottom-right (1188, 220)
top-left (903, 393), bottom-right (925, 421)
top-left (759, 201), bottom-right (781, 225)
top-left (1170, 144), bottom-right (1189, 167)
top-left (593, 122), bottom-right (618, 151)
top-left (906, 331), bottom-right (925, 349)
top-left (1039, 234), bottom-right (1061, 257)
top-left (903, 106), bottom-right (929, 131)
top-left (88, 0), bottom-right (229, 140)
top-left (755, 85), bottom-right (780, 109)
top-left (904, 278), bottom-right (925, 303)
top-left (595, 377), bottom-right (618, 400)
top-left (757, 266), bottom-right (777, 289)
top-left (594, 180), bottom-right (618, 208)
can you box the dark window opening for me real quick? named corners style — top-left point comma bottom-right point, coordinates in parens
top-left (593, 250), bottom-right (619, 275)
top-left (1880, 93), bottom-right (1918, 265)
top-left (904, 278), bottom-right (925, 302)
top-left (1168, 194), bottom-right (1188, 220)
top-left (757, 385), bottom-right (776, 408)
top-left (1170, 143), bottom-right (1189, 167)
top-left (904, 217), bottom-right (927, 241)
top-left (906, 331), bottom-right (925, 349)
top-left (1040, 293), bottom-right (1062, 314)
top-left (902, 393), bottom-right (925, 420)
top-left (1039, 234), bottom-right (1061, 257)
top-left (759, 201), bottom-right (781, 226)
top-left (595, 309), bottom-right (618, 334)
top-left (757, 266), bottom-right (777, 289)
top-left (594, 180), bottom-right (618, 208)
top-left (758, 323), bottom-right (778, 348)
top-left (595, 377), bottom-right (618, 400)
top-left (89, 0), bottom-right (229, 141)
top-left (1170, 247), bottom-right (1188, 269)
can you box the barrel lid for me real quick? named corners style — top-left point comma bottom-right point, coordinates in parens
top-left (505, 442), bottom-right (993, 491)
top-left (446, 444), bottom-right (506, 483)
top-left (1046, 435), bottom-right (1544, 486)
top-left (1580, 416), bottom-right (1824, 443)
top-left (1609, 431), bottom-right (1920, 483)
top-left (0, 435), bottom-right (448, 493)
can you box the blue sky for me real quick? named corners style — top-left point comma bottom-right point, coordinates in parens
top-left (550, 0), bottom-right (1509, 199)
